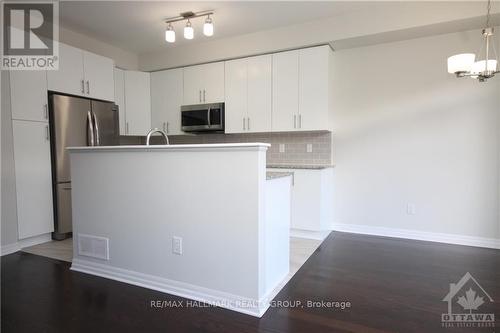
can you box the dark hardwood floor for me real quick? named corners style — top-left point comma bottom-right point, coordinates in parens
top-left (2, 232), bottom-right (499, 333)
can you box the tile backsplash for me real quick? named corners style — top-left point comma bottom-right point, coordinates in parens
top-left (120, 131), bottom-right (332, 166)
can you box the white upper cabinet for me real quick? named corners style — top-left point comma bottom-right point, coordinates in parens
top-left (151, 68), bottom-right (184, 135)
top-left (47, 43), bottom-right (114, 101)
top-left (272, 46), bottom-right (332, 132)
top-left (298, 45), bottom-right (331, 131)
top-left (224, 58), bottom-right (248, 133)
top-left (47, 43), bottom-right (85, 97)
top-left (247, 55), bottom-right (272, 133)
top-left (113, 68), bottom-right (126, 135)
top-left (183, 62), bottom-right (224, 105)
top-left (83, 51), bottom-right (115, 101)
top-left (225, 55), bottom-right (272, 133)
top-left (12, 120), bottom-right (54, 239)
top-left (10, 71), bottom-right (49, 122)
top-left (272, 50), bottom-right (299, 132)
top-left (124, 70), bottom-right (151, 136)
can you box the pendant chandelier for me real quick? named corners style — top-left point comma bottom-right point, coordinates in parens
top-left (447, 0), bottom-right (499, 82)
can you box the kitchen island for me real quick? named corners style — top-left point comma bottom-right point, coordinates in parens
top-left (68, 143), bottom-right (291, 317)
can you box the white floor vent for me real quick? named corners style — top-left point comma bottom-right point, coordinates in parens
top-left (78, 234), bottom-right (109, 260)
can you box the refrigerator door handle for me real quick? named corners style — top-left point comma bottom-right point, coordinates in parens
top-left (92, 111), bottom-right (100, 146)
top-left (87, 111), bottom-right (95, 146)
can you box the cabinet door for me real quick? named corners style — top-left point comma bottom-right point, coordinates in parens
top-left (247, 55), bottom-right (272, 133)
top-left (272, 50), bottom-right (299, 132)
top-left (83, 51), bottom-right (115, 101)
top-left (13, 120), bottom-right (54, 239)
top-left (10, 71), bottom-right (48, 122)
top-left (202, 62), bottom-right (225, 103)
top-left (113, 68), bottom-right (126, 135)
top-left (290, 170), bottom-right (322, 231)
top-left (47, 43), bottom-right (85, 96)
top-left (299, 45), bottom-right (330, 131)
top-left (124, 71), bottom-right (151, 136)
top-left (224, 58), bottom-right (247, 133)
top-left (151, 68), bottom-right (184, 135)
top-left (183, 65), bottom-right (203, 105)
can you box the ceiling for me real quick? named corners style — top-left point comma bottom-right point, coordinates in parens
top-left (59, 1), bottom-right (380, 54)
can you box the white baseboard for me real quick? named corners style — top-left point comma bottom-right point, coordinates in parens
top-left (71, 258), bottom-right (272, 317)
top-left (332, 223), bottom-right (500, 250)
top-left (1, 233), bottom-right (52, 256)
top-left (290, 229), bottom-right (331, 241)
top-left (1, 243), bottom-right (20, 256)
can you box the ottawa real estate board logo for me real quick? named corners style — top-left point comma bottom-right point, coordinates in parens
top-left (1, 1), bottom-right (59, 70)
top-left (442, 272), bottom-right (495, 329)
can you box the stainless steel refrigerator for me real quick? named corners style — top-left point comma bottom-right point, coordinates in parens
top-left (49, 94), bottom-right (119, 240)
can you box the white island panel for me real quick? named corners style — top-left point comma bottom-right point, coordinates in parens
top-left (69, 143), bottom-right (289, 317)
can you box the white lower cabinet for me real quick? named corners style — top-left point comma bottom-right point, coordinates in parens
top-left (267, 168), bottom-right (333, 232)
top-left (12, 120), bottom-right (54, 239)
top-left (151, 68), bottom-right (184, 135)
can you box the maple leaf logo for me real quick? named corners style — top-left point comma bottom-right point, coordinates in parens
top-left (457, 288), bottom-right (485, 313)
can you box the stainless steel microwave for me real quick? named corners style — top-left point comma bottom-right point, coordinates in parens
top-left (181, 103), bottom-right (224, 132)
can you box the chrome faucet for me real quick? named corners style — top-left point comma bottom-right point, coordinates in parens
top-left (146, 128), bottom-right (170, 145)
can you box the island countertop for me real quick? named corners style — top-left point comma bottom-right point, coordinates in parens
top-left (67, 143), bottom-right (271, 151)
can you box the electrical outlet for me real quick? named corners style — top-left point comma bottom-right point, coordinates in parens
top-left (306, 144), bottom-right (313, 153)
top-left (407, 203), bottom-right (416, 215)
top-left (172, 236), bottom-right (183, 255)
top-left (279, 144), bottom-right (285, 153)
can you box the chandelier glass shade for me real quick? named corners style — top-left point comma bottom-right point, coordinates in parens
top-left (447, 0), bottom-right (499, 82)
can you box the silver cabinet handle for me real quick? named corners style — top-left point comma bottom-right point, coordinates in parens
top-left (86, 80), bottom-right (90, 95)
top-left (45, 125), bottom-right (49, 141)
top-left (243, 118), bottom-right (246, 131)
top-left (163, 122), bottom-right (166, 132)
top-left (44, 104), bottom-right (48, 119)
top-left (298, 114), bottom-right (302, 129)
top-left (294, 115), bottom-right (297, 129)
top-left (126, 122), bottom-right (129, 134)
top-left (81, 80), bottom-right (85, 94)
top-left (167, 122), bottom-right (169, 133)
top-left (199, 90), bottom-right (202, 103)
top-left (203, 89), bottom-right (206, 102)
top-left (87, 111), bottom-right (95, 146)
top-left (247, 117), bottom-right (250, 131)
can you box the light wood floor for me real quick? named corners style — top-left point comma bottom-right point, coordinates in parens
top-left (22, 238), bottom-right (73, 262)
top-left (21, 236), bottom-right (322, 267)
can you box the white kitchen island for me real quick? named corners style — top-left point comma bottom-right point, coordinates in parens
top-left (68, 143), bottom-right (291, 317)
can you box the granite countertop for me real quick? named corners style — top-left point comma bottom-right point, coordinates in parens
top-left (266, 164), bottom-right (334, 170)
top-left (266, 171), bottom-right (294, 180)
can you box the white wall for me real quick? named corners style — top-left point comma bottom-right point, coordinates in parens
top-left (331, 28), bottom-right (500, 241)
top-left (60, 26), bottom-right (139, 70)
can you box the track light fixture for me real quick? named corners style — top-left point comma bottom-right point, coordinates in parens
top-left (164, 10), bottom-right (214, 44)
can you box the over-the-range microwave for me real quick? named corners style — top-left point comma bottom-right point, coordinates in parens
top-left (181, 103), bottom-right (224, 133)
